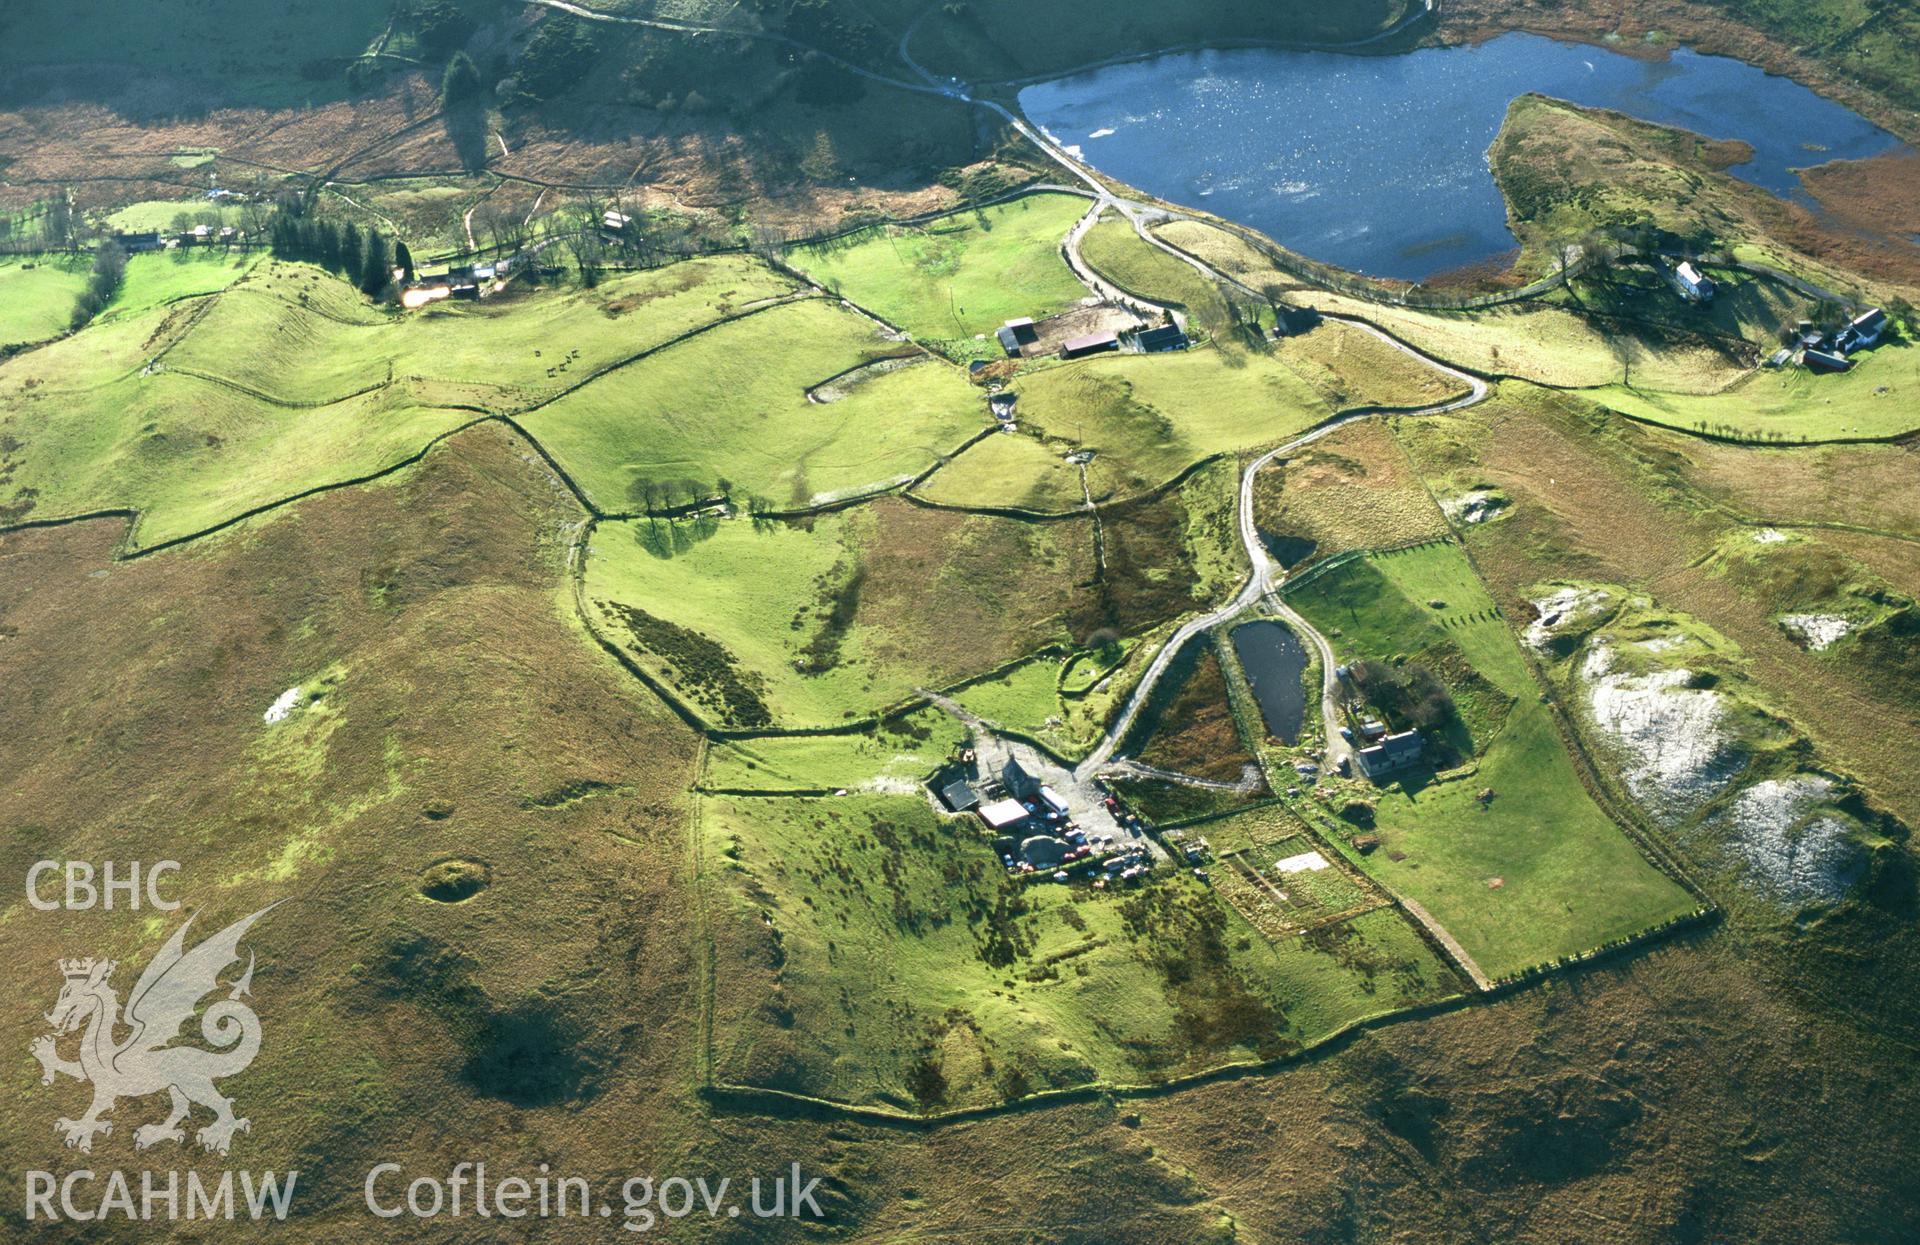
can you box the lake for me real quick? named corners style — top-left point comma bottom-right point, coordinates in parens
top-left (1018, 33), bottom-right (1904, 280)
top-left (1231, 621), bottom-right (1309, 745)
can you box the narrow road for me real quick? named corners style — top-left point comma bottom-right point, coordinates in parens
top-left (1074, 356), bottom-right (1485, 782)
top-left (1060, 200), bottom-right (1184, 325)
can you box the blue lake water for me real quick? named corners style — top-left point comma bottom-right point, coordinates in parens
top-left (1018, 33), bottom-right (1905, 280)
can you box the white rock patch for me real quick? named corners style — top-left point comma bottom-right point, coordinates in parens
top-left (1751, 529), bottom-right (1789, 544)
top-left (1719, 775), bottom-right (1861, 904)
top-left (1780, 613), bottom-right (1853, 651)
top-left (1526, 586), bottom-right (1612, 651)
top-left (264, 687), bottom-right (302, 724)
top-left (1442, 490), bottom-right (1509, 524)
top-left (1583, 644), bottom-right (1741, 824)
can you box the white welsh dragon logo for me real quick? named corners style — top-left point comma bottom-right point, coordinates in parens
top-left (31, 903), bottom-right (278, 1156)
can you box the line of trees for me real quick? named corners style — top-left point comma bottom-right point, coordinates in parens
top-left (267, 213), bottom-right (395, 298)
top-left (69, 241), bottom-right (126, 330)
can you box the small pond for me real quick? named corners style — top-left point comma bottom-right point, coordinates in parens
top-left (1231, 620), bottom-right (1309, 745)
top-left (1019, 32), bottom-right (1905, 280)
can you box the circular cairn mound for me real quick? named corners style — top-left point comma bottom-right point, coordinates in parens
top-left (418, 858), bottom-right (490, 903)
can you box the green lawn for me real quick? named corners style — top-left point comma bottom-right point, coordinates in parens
top-left (0, 256), bottom-right (87, 346)
top-left (584, 501), bottom-right (1089, 729)
top-left (924, 345), bottom-right (1331, 506)
top-left (105, 199), bottom-right (250, 234)
top-left (787, 193), bottom-right (1092, 343)
top-left (701, 708), bottom-right (969, 792)
top-left (702, 792), bottom-right (1460, 1112)
top-left (1285, 543), bottom-right (1697, 978)
top-left (1078, 214), bottom-right (1231, 333)
top-left (106, 250), bottom-right (262, 322)
top-left (523, 297), bottom-right (986, 510)
top-left (1593, 340), bottom-right (1920, 441)
top-left (0, 255), bottom-right (803, 544)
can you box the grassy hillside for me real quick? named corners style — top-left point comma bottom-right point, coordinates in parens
top-left (924, 344), bottom-right (1332, 506)
top-left (701, 791), bottom-right (1460, 1112)
top-left (585, 481), bottom-right (1231, 730)
top-left (1392, 386), bottom-right (1920, 1032)
top-left (1285, 542), bottom-right (1698, 978)
top-left (1078, 214), bottom-right (1234, 333)
top-left (0, 0), bottom-right (400, 105)
top-left (788, 194), bottom-right (1093, 347)
top-left (0, 255), bottom-right (87, 346)
top-left (0, 255), bottom-right (801, 543)
top-left (523, 297), bottom-right (985, 510)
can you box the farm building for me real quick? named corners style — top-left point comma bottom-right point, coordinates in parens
top-left (1673, 261), bottom-right (1716, 303)
top-left (1001, 757), bottom-right (1040, 799)
top-left (1356, 730), bottom-right (1424, 780)
top-left (115, 232), bottom-right (164, 254)
top-left (1060, 329), bottom-right (1120, 360)
top-left (979, 798), bottom-right (1031, 831)
top-left (1836, 307), bottom-right (1887, 355)
top-left (1132, 324), bottom-right (1189, 353)
top-left (1804, 348), bottom-right (1853, 373)
top-left (939, 776), bottom-right (980, 813)
top-left (1272, 304), bottom-right (1321, 337)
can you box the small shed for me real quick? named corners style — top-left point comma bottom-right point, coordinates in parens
top-left (979, 798), bottom-right (1030, 830)
top-left (940, 777), bottom-right (980, 813)
top-left (1060, 330), bottom-right (1120, 360)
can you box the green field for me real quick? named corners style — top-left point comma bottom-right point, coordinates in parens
top-left (0, 255), bottom-right (803, 544)
top-left (700, 708), bottom-right (969, 792)
top-left (77, 249), bottom-right (265, 328)
top-left (105, 199), bottom-right (250, 233)
top-left (169, 254), bottom-right (798, 410)
top-left (787, 193), bottom-right (1092, 344)
top-left (910, 426), bottom-right (1089, 510)
top-left (584, 500), bottom-right (1090, 728)
top-left (701, 792), bottom-right (1460, 1111)
top-left (1078, 214), bottom-right (1232, 333)
top-left (1286, 542), bottom-right (1696, 978)
top-left (522, 297), bottom-right (986, 509)
top-left (1593, 342), bottom-right (1920, 441)
top-left (956, 627), bottom-right (1178, 761)
top-left (0, 256), bottom-right (87, 345)
top-left (924, 345), bottom-right (1331, 506)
